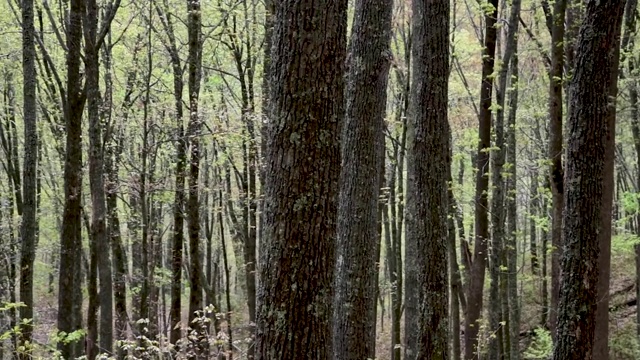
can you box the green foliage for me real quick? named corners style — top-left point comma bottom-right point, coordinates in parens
top-left (0, 301), bottom-right (25, 311)
top-left (612, 233), bottom-right (640, 254)
top-left (54, 329), bottom-right (87, 345)
top-left (523, 328), bottom-right (553, 360)
top-left (620, 191), bottom-right (640, 213)
top-left (610, 323), bottom-right (640, 360)
top-left (0, 302), bottom-right (86, 359)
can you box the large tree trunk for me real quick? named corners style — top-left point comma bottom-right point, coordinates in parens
top-left (407, 0), bottom-right (450, 358)
top-left (332, 0), bottom-right (392, 358)
top-left (552, 1), bottom-right (625, 359)
top-left (255, 0), bottom-right (346, 356)
top-left (465, 0), bottom-right (499, 358)
top-left (18, 0), bottom-right (38, 355)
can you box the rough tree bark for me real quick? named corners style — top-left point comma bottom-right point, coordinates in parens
top-left (255, 0), bottom-right (347, 356)
top-left (332, 0), bottom-right (392, 357)
top-left (187, 0), bottom-right (203, 327)
top-left (594, 1), bottom-right (625, 356)
top-left (552, 1), bottom-right (625, 359)
top-left (407, 0), bottom-right (450, 357)
top-left (18, 0), bottom-right (37, 355)
top-left (57, 0), bottom-right (86, 355)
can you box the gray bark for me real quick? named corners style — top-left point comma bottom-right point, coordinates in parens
top-left (18, 0), bottom-right (37, 355)
top-left (332, 0), bottom-right (392, 358)
top-left (255, 0), bottom-right (347, 357)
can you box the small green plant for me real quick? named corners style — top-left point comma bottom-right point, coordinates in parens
top-left (523, 327), bottom-right (552, 360)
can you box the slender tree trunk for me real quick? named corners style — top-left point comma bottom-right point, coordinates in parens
top-left (137, 12), bottom-right (154, 336)
top-left (552, 2), bottom-right (625, 359)
top-left (84, 0), bottom-right (114, 354)
top-left (488, 1), bottom-right (520, 357)
top-left (186, 0), bottom-right (203, 329)
top-left (57, 0), bottom-right (86, 355)
top-left (103, 30), bottom-right (131, 353)
top-left (18, 0), bottom-right (38, 354)
top-left (448, 185), bottom-right (463, 360)
top-left (383, 172), bottom-right (402, 360)
top-left (154, 0), bottom-right (188, 345)
top-left (255, 0), bottom-right (346, 356)
top-left (465, 0), bottom-right (499, 358)
top-left (541, 178), bottom-right (550, 328)
top-left (529, 175), bottom-right (539, 275)
top-left (332, 0), bottom-right (392, 358)
top-left (623, 0), bottom-right (640, 343)
top-left (218, 190), bottom-right (234, 359)
top-left (593, 4), bottom-right (624, 356)
top-left (506, 42), bottom-right (520, 360)
top-left (631, 62), bottom-right (640, 340)
top-left (548, 0), bottom-right (567, 338)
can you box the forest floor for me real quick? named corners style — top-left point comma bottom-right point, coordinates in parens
top-left (16, 242), bottom-right (640, 359)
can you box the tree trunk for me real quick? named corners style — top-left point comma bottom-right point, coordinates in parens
top-left (529, 175), bottom-right (539, 276)
top-left (547, 0), bottom-right (567, 339)
top-left (186, 0), bottom-right (203, 331)
top-left (541, 177), bottom-right (550, 328)
top-left (594, 4), bottom-right (624, 356)
top-left (332, 0), bottom-right (392, 358)
top-left (506, 40), bottom-right (520, 360)
top-left (465, 0), bottom-right (499, 358)
top-left (407, 0), bottom-right (450, 358)
top-left (449, 185), bottom-right (463, 360)
top-left (623, 0), bottom-right (640, 343)
top-left (103, 29), bottom-right (132, 352)
top-left (57, 0), bottom-right (86, 355)
top-left (488, 1), bottom-right (521, 358)
top-left (255, 0), bottom-right (346, 356)
top-left (552, 2), bottom-right (625, 359)
top-left (84, 0), bottom-right (114, 354)
top-left (18, 0), bottom-right (37, 354)
top-left (153, 0), bottom-right (188, 345)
